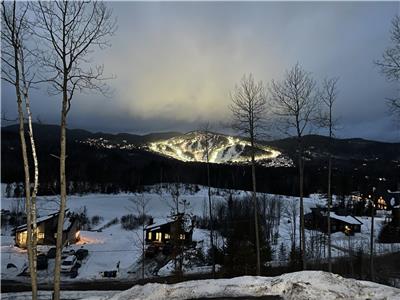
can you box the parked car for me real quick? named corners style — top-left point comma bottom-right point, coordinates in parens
top-left (70, 265), bottom-right (79, 278)
top-left (47, 247), bottom-right (56, 259)
top-left (75, 248), bottom-right (89, 260)
top-left (61, 249), bottom-right (75, 259)
top-left (61, 255), bottom-right (77, 273)
top-left (37, 253), bottom-right (48, 270)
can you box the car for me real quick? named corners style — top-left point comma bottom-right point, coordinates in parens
top-left (37, 253), bottom-right (48, 270)
top-left (61, 249), bottom-right (75, 259)
top-left (70, 265), bottom-right (80, 278)
top-left (47, 247), bottom-right (56, 259)
top-left (61, 255), bottom-right (77, 273)
top-left (75, 248), bottom-right (89, 260)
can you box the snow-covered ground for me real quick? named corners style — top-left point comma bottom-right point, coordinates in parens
top-left (2, 185), bottom-right (400, 282)
top-left (101, 271), bottom-right (400, 300)
top-left (2, 271), bottom-right (399, 299)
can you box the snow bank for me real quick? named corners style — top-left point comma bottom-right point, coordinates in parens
top-left (105, 271), bottom-right (400, 300)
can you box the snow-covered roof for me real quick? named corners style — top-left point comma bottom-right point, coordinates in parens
top-left (330, 213), bottom-right (362, 225)
top-left (63, 218), bottom-right (72, 231)
top-left (145, 219), bottom-right (172, 231)
top-left (15, 210), bottom-right (73, 232)
top-left (15, 212), bottom-right (59, 232)
top-left (387, 190), bottom-right (400, 194)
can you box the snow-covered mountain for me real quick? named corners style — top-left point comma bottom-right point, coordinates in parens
top-left (148, 131), bottom-right (292, 167)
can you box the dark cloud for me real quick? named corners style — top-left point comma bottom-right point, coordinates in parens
top-left (1, 2), bottom-right (399, 141)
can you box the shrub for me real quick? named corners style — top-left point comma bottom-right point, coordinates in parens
top-left (120, 214), bottom-right (152, 230)
top-left (91, 215), bottom-right (103, 227)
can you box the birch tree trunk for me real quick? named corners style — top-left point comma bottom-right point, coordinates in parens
top-left (251, 135), bottom-right (261, 275)
top-left (1, 2), bottom-right (37, 298)
top-left (53, 89), bottom-right (68, 300)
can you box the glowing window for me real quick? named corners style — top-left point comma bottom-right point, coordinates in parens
top-left (179, 234), bottom-right (185, 240)
top-left (165, 233), bottom-right (170, 240)
top-left (148, 232), bottom-right (152, 240)
top-left (18, 231), bottom-right (27, 246)
top-left (37, 232), bottom-right (44, 239)
top-left (156, 232), bottom-right (162, 241)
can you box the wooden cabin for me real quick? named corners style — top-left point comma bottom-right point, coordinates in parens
top-left (14, 211), bottom-right (80, 248)
top-left (305, 208), bottom-right (362, 236)
top-left (144, 214), bottom-right (192, 245)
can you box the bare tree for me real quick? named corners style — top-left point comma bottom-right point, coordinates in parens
top-left (375, 15), bottom-right (400, 120)
top-left (269, 63), bottom-right (318, 269)
top-left (33, 2), bottom-right (116, 299)
top-left (282, 198), bottom-right (298, 253)
top-left (130, 194), bottom-right (150, 280)
top-left (1, 2), bottom-right (38, 299)
top-left (318, 77), bottom-right (339, 272)
top-left (230, 74), bottom-right (267, 275)
top-left (201, 123), bottom-right (216, 277)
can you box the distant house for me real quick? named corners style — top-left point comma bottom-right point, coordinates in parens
top-left (305, 208), bottom-right (362, 236)
top-left (14, 211), bottom-right (80, 248)
top-left (145, 214), bottom-right (193, 245)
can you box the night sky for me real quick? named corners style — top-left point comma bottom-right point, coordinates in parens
top-left (2, 2), bottom-right (399, 141)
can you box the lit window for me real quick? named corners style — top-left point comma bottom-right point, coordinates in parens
top-left (179, 234), bottom-right (185, 240)
top-left (165, 233), bottom-right (170, 240)
top-left (156, 232), bottom-right (162, 241)
top-left (18, 231), bottom-right (27, 246)
top-left (148, 232), bottom-right (152, 240)
top-left (37, 232), bottom-right (44, 239)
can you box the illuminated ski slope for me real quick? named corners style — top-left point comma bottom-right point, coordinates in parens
top-left (148, 131), bottom-right (291, 166)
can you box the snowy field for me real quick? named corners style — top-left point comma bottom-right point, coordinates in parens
top-left (1, 184), bottom-right (400, 282)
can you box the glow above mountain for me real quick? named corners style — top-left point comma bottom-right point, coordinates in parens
top-left (148, 131), bottom-right (291, 166)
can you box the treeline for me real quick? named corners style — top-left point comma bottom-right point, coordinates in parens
top-left (3, 141), bottom-right (399, 197)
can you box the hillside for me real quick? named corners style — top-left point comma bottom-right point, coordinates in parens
top-left (2, 123), bottom-right (400, 196)
top-left (147, 130), bottom-right (292, 167)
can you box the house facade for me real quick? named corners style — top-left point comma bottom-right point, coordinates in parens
top-left (305, 207), bottom-right (362, 236)
top-left (15, 211), bottom-right (80, 248)
top-left (145, 214), bottom-right (192, 245)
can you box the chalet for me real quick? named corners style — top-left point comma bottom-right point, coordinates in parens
top-left (14, 211), bottom-right (80, 248)
top-left (305, 208), bottom-right (362, 236)
top-left (145, 214), bottom-right (193, 245)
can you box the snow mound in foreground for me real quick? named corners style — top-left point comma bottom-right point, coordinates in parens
top-left (106, 271), bottom-right (400, 300)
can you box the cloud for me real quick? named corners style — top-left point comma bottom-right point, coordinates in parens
top-left (1, 2), bottom-right (399, 141)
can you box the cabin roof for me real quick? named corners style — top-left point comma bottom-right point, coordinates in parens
top-left (330, 213), bottom-right (363, 225)
top-left (15, 210), bottom-right (72, 232)
top-left (145, 219), bottom-right (173, 231)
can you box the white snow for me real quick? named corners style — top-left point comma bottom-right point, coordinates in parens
top-left (2, 185), bottom-right (400, 284)
top-left (104, 271), bottom-right (400, 300)
top-left (329, 213), bottom-right (362, 225)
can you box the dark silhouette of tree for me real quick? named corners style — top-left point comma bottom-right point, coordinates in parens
top-left (230, 74), bottom-right (268, 275)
